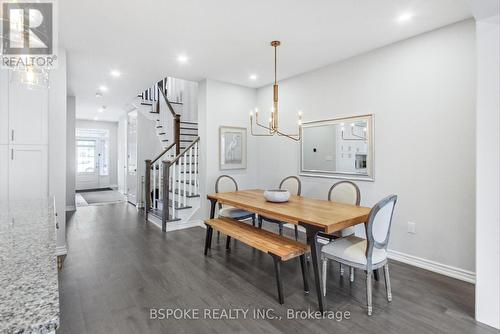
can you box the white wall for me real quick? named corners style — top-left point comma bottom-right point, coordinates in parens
top-left (75, 120), bottom-right (118, 187)
top-left (136, 111), bottom-right (164, 205)
top-left (197, 79), bottom-right (258, 218)
top-left (66, 96), bottom-right (76, 210)
top-left (475, 14), bottom-right (500, 330)
top-left (49, 49), bottom-right (68, 255)
top-left (117, 116), bottom-right (128, 194)
top-left (255, 20), bottom-right (476, 274)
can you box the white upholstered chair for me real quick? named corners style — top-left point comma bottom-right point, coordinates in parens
top-left (328, 181), bottom-right (361, 279)
top-left (320, 195), bottom-right (397, 315)
top-left (258, 176), bottom-right (301, 240)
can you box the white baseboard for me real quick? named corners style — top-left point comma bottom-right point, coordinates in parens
top-left (65, 205), bottom-right (76, 212)
top-left (148, 215), bottom-right (203, 232)
top-left (55, 245), bottom-right (68, 256)
top-left (387, 249), bottom-right (476, 284)
top-left (283, 224), bottom-right (476, 284)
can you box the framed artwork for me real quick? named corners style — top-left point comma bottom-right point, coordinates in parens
top-left (219, 126), bottom-right (247, 170)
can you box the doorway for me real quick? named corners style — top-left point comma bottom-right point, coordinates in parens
top-left (76, 128), bottom-right (110, 190)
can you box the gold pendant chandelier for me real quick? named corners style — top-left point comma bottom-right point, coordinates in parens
top-left (249, 41), bottom-right (303, 141)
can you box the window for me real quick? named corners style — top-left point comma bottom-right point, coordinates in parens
top-left (77, 140), bottom-right (96, 173)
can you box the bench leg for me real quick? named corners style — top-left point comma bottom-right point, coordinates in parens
top-left (300, 254), bottom-right (309, 294)
top-left (258, 215), bottom-right (263, 229)
top-left (204, 226), bottom-right (213, 255)
top-left (272, 255), bottom-right (284, 304)
top-left (226, 236), bottom-right (231, 250)
top-left (252, 215), bottom-right (256, 227)
top-left (294, 225), bottom-right (299, 241)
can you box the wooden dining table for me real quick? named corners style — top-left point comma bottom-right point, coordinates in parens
top-left (206, 189), bottom-right (371, 311)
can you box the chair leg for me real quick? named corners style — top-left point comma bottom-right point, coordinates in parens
top-left (272, 256), bottom-right (284, 304)
top-left (204, 226), bottom-right (213, 255)
top-left (366, 271), bottom-right (373, 316)
top-left (340, 263), bottom-right (344, 276)
top-left (258, 215), bottom-right (263, 229)
top-left (252, 215), bottom-right (256, 227)
top-left (322, 258), bottom-right (328, 296)
top-left (350, 267), bottom-right (355, 282)
top-left (383, 264), bottom-right (392, 302)
top-left (294, 225), bottom-right (299, 240)
top-left (373, 269), bottom-right (380, 281)
top-left (300, 255), bottom-right (309, 294)
top-left (278, 223), bottom-right (283, 236)
top-left (225, 236), bottom-right (231, 250)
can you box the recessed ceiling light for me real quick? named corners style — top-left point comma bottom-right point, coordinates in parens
top-left (249, 74), bottom-right (258, 80)
top-left (98, 85), bottom-right (108, 92)
top-left (397, 12), bottom-right (413, 23)
top-left (110, 70), bottom-right (121, 77)
top-left (177, 54), bottom-right (188, 64)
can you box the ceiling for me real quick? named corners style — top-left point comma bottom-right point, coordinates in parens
top-left (60, 0), bottom-right (473, 121)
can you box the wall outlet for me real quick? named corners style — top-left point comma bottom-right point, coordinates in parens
top-left (407, 221), bottom-right (416, 234)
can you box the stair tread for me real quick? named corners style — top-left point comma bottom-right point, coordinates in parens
top-left (148, 209), bottom-right (180, 222)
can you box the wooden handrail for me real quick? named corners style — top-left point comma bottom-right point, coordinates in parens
top-left (158, 87), bottom-right (177, 117)
top-left (151, 142), bottom-right (176, 165)
top-left (167, 137), bottom-right (200, 165)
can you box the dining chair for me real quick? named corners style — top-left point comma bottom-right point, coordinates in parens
top-left (258, 176), bottom-right (301, 240)
top-left (215, 175), bottom-right (256, 242)
top-left (320, 194), bottom-right (398, 315)
top-left (328, 180), bottom-right (361, 280)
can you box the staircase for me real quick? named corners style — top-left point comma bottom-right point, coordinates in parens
top-left (141, 78), bottom-right (200, 231)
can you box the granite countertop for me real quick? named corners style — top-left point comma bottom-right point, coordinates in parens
top-left (0, 200), bottom-right (59, 334)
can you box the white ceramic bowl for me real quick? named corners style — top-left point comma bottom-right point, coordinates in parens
top-left (264, 189), bottom-right (290, 203)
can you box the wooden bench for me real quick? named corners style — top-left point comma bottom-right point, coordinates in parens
top-left (204, 217), bottom-right (310, 304)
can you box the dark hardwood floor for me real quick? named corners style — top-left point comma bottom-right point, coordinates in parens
top-left (58, 203), bottom-right (497, 334)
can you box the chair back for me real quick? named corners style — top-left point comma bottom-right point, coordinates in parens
top-left (215, 175), bottom-right (238, 209)
top-left (365, 195), bottom-right (398, 268)
top-left (279, 176), bottom-right (301, 196)
top-left (328, 181), bottom-right (360, 205)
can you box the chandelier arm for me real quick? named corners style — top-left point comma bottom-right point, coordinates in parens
top-left (275, 129), bottom-right (301, 141)
top-left (250, 122), bottom-right (275, 136)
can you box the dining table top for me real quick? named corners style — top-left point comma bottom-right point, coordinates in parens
top-left (207, 189), bottom-right (371, 234)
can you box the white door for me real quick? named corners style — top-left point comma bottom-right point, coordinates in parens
top-left (9, 145), bottom-right (48, 200)
top-left (0, 70), bottom-right (8, 145)
top-left (127, 112), bottom-right (137, 204)
top-left (76, 139), bottom-right (99, 190)
top-left (8, 81), bottom-right (48, 145)
top-left (0, 145), bottom-right (8, 201)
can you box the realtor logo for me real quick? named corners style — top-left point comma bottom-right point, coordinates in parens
top-left (1, 0), bottom-right (57, 68)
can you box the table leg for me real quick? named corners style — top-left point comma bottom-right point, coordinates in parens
top-left (301, 223), bottom-right (326, 312)
top-left (209, 198), bottom-right (217, 219)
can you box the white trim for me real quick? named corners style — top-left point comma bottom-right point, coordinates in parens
top-left (55, 245), bottom-right (68, 256)
top-left (281, 224), bottom-right (476, 283)
top-left (147, 215), bottom-right (203, 232)
top-left (387, 249), bottom-right (476, 284)
top-left (65, 205), bottom-right (76, 212)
